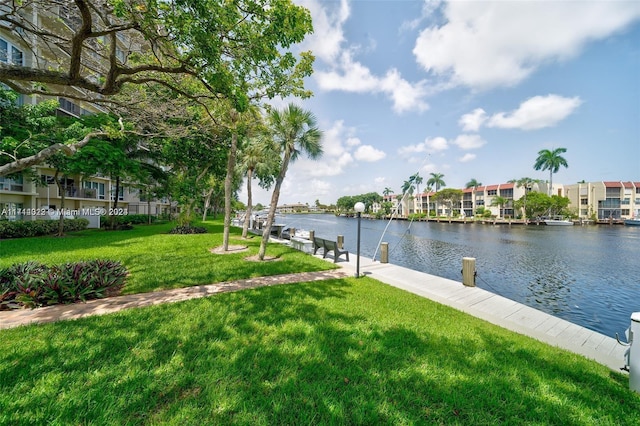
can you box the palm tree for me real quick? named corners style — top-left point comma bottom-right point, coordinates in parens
top-left (534, 148), bottom-right (568, 196)
top-left (465, 178), bottom-right (482, 217)
top-left (412, 173), bottom-right (423, 215)
top-left (258, 104), bottom-right (323, 260)
top-left (490, 196), bottom-right (509, 219)
top-left (427, 172), bottom-right (445, 217)
top-left (465, 178), bottom-right (481, 189)
top-left (401, 178), bottom-right (416, 216)
top-left (238, 135), bottom-right (277, 238)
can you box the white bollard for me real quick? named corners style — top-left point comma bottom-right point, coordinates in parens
top-left (629, 312), bottom-right (640, 393)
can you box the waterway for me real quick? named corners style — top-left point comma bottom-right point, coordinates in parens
top-left (279, 214), bottom-right (640, 339)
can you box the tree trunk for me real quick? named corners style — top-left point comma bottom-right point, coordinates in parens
top-left (258, 155), bottom-right (290, 260)
top-left (242, 167), bottom-right (254, 238)
top-left (223, 129), bottom-right (238, 251)
top-left (202, 187), bottom-right (214, 222)
top-left (109, 175), bottom-right (121, 230)
top-left (54, 170), bottom-right (65, 237)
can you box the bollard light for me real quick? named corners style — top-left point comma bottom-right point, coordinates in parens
top-left (354, 202), bottom-right (365, 278)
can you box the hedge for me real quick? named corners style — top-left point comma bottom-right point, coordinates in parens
top-left (0, 218), bottom-right (89, 239)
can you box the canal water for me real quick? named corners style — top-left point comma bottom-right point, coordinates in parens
top-left (279, 214), bottom-right (640, 339)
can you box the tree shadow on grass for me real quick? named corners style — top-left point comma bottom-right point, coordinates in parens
top-left (1, 278), bottom-right (638, 425)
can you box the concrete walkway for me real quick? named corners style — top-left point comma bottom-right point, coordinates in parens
top-left (330, 252), bottom-right (628, 372)
top-left (0, 270), bottom-right (347, 330)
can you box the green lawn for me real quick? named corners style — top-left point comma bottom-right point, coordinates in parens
top-left (1, 278), bottom-right (638, 424)
top-left (1, 221), bottom-right (638, 424)
top-left (0, 221), bottom-right (335, 294)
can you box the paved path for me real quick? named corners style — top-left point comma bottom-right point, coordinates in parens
top-left (0, 270), bottom-right (347, 330)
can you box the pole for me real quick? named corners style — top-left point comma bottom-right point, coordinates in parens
top-left (356, 211), bottom-right (361, 278)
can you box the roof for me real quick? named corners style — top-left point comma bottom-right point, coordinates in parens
top-left (603, 181), bottom-right (623, 188)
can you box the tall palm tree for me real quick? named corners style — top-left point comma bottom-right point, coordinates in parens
top-left (412, 173), bottom-right (423, 215)
top-left (258, 104), bottom-right (323, 260)
top-left (534, 148), bottom-right (568, 196)
top-left (427, 172), bottom-right (445, 217)
top-left (401, 178), bottom-right (416, 216)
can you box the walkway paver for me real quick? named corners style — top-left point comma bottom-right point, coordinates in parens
top-left (0, 269), bottom-right (347, 330)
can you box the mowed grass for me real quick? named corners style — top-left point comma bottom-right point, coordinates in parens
top-left (1, 277), bottom-right (638, 425)
top-left (0, 221), bottom-right (335, 294)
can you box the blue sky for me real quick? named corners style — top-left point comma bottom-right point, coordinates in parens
top-left (242, 0), bottom-right (640, 207)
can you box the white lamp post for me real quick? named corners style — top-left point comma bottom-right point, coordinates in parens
top-left (354, 202), bottom-right (365, 278)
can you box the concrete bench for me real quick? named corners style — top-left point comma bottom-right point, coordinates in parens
top-left (290, 237), bottom-right (314, 254)
top-left (313, 237), bottom-right (349, 263)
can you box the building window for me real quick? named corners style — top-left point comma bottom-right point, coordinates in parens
top-left (605, 187), bottom-right (620, 198)
top-left (84, 181), bottom-right (105, 199)
top-left (580, 198), bottom-right (588, 205)
top-left (500, 189), bottom-right (513, 198)
top-left (111, 186), bottom-right (124, 201)
top-left (0, 37), bottom-right (23, 65)
top-left (0, 174), bottom-right (24, 191)
top-left (487, 189), bottom-right (497, 196)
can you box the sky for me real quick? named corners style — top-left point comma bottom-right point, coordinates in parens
top-left (240, 0), bottom-right (640, 207)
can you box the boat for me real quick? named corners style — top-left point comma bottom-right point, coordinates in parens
top-left (543, 216), bottom-right (574, 226)
top-left (281, 228), bottom-right (310, 240)
top-left (624, 218), bottom-right (640, 226)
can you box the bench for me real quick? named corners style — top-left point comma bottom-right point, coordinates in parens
top-left (313, 237), bottom-right (349, 263)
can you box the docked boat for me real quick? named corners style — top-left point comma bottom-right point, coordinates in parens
top-left (624, 218), bottom-right (640, 226)
top-left (543, 216), bottom-right (574, 226)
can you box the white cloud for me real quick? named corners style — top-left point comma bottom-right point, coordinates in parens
top-left (299, 0), bottom-right (350, 63)
top-left (413, 1), bottom-right (640, 90)
top-left (398, 136), bottom-right (448, 158)
top-left (346, 137), bottom-right (361, 147)
top-left (306, 1), bottom-right (429, 114)
top-left (458, 108), bottom-right (487, 132)
top-left (354, 145), bottom-right (386, 162)
top-left (452, 134), bottom-right (487, 150)
top-left (487, 95), bottom-right (583, 130)
top-left (459, 153), bottom-right (476, 163)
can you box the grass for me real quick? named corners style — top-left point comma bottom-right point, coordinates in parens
top-left (0, 221), bottom-right (335, 294)
top-left (1, 220), bottom-right (639, 424)
top-left (1, 278), bottom-right (638, 424)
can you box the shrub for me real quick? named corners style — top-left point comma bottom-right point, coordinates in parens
top-left (0, 260), bottom-right (127, 310)
top-left (0, 218), bottom-right (89, 239)
top-left (169, 225), bottom-right (207, 234)
top-left (100, 214), bottom-right (156, 227)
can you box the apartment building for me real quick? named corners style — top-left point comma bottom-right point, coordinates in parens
top-left (375, 181), bottom-right (638, 221)
top-left (0, 165), bottom-right (173, 225)
top-left (1, 4), bottom-right (172, 223)
top-left (564, 181), bottom-right (640, 220)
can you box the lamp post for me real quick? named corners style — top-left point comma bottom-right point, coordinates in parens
top-left (354, 202), bottom-right (365, 278)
